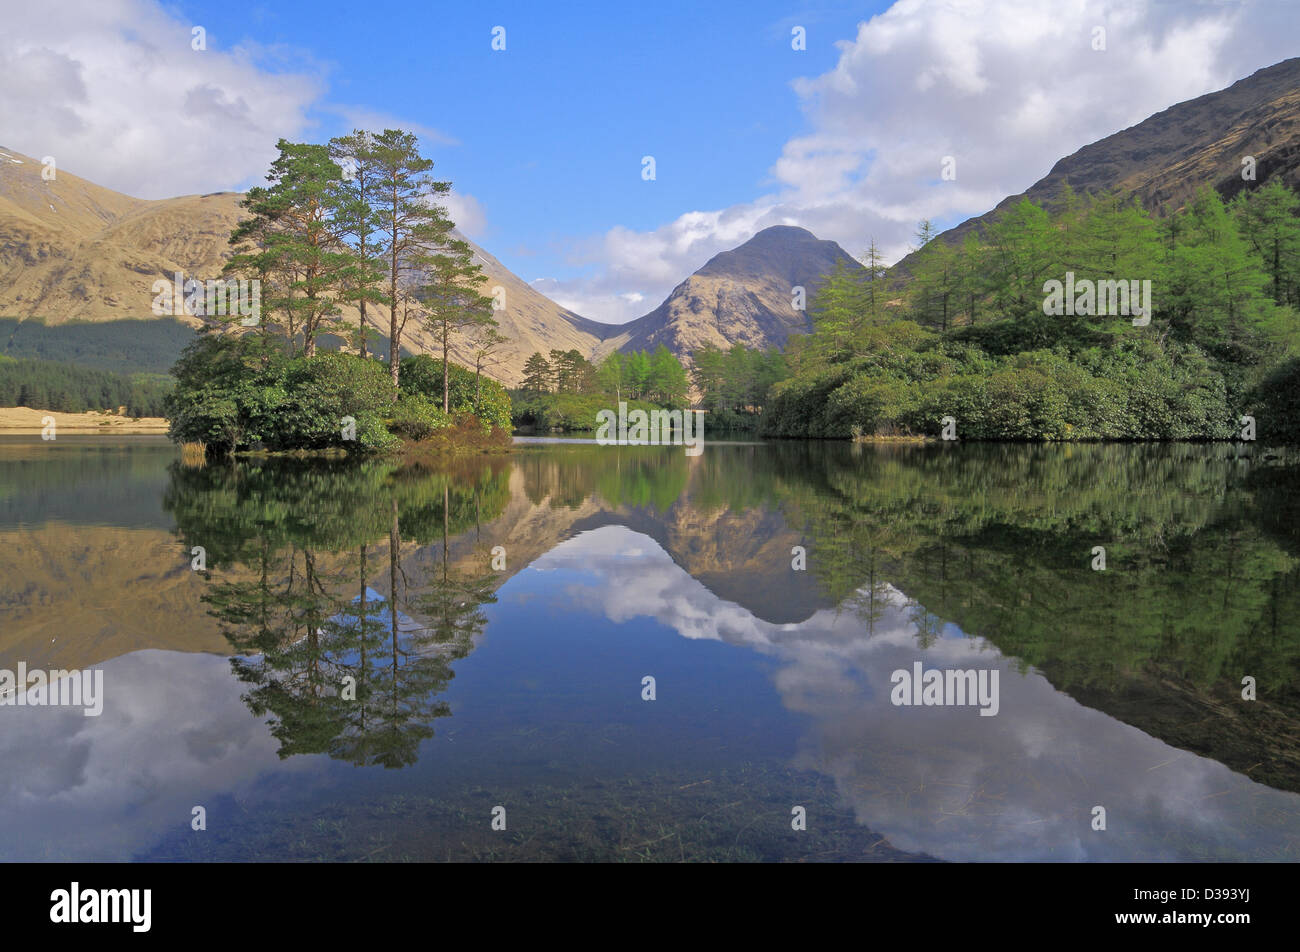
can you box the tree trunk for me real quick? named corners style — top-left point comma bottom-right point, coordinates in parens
top-left (442, 322), bottom-right (450, 414)
top-left (359, 297), bottom-right (367, 359)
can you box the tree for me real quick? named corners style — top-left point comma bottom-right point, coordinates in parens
top-left (648, 345), bottom-right (688, 406)
top-left (418, 238), bottom-right (497, 413)
top-left (625, 349), bottom-right (652, 399)
top-left (1165, 186), bottom-right (1274, 350)
top-left (953, 232), bottom-right (988, 327)
top-left (908, 220), bottom-right (958, 332)
top-left (692, 345), bottom-right (726, 412)
top-left (986, 198), bottom-right (1060, 320)
top-left (596, 352), bottom-right (627, 402)
top-left (464, 325), bottom-right (510, 411)
top-left (522, 352), bottom-right (552, 395)
top-left (230, 139), bottom-right (353, 357)
top-left (548, 348), bottom-right (592, 393)
top-left (857, 239), bottom-right (889, 328)
top-left (328, 130), bottom-right (387, 358)
top-left (1233, 179), bottom-right (1300, 309)
top-left (808, 259), bottom-right (866, 362)
top-left (370, 129), bottom-right (454, 397)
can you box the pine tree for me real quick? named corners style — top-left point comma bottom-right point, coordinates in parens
top-left (370, 129), bottom-right (454, 397)
top-left (231, 139), bottom-right (353, 356)
top-left (328, 130), bottom-right (387, 358)
top-left (418, 239), bottom-right (497, 413)
top-left (522, 353), bottom-right (552, 395)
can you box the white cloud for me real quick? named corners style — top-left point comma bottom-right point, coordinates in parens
top-left (444, 191), bottom-right (487, 238)
top-left (0, 0), bottom-right (322, 198)
top-left (559, 0), bottom-right (1298, 323)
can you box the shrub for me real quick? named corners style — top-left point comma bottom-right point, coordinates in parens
top-left (399, 355), bottom-right (512, 431)
top-left (388, 393), bottom-right (452, 441)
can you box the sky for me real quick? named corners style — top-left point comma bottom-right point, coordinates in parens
top-left (1, 0), bottom-right (1297, 323)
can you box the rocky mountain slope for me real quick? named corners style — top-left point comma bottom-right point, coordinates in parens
top-left (895, 56), bottom-right (1300, 272)
top-left (0, 146), bottom-right (859, 383)
top-left (602, 225), bottom-right (860, 357)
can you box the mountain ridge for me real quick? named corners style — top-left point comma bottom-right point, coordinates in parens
top-left (895, 56), bottom-right (1300, 273)
top-left (0, 145), bottom-right (853, 384)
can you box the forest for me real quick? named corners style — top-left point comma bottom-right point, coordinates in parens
top-left (0, 355), bottom-right (172, 416)
top-left (509, 345), bottom-right (689, 431)
top-left (761, 180), bottom-right (1300, 442)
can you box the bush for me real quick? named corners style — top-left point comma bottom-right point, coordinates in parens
top-left (1247, 357), bottom-right (1300, 444)
top-left (388, 393), bottom-right (452, 441)
top-left (276, 351), bottom-right (396, 450)
top-left (399, 355), bottom-right (512, 432)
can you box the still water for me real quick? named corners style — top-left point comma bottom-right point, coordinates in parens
top-left (1, 436), bottom-right (1297, 861)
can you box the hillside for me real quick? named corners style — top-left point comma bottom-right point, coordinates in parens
top-left (605, 225), bottom-right (861, 357)
top-left (0, 146), bottom-right (859, 383)
top-left (895, 56), bottom-right (1300, 273)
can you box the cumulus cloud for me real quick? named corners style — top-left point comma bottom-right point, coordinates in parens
top-left (561, 0), bottom-right (1298, 323)
top-left (0, 0), bottom-right (323, 198)
top-left (444, 190), bottom-right (487, 238)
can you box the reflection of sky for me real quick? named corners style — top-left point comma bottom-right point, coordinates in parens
top-left (4, 526), bottom-right (1297, 862)
top-left (534, 526), bottom-right (1300, 861)
top-left (0, 650), bottom-right (321, 861)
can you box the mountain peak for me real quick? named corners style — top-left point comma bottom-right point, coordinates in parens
top-left (600, 225), bottom-right (861, 359)
top-left (697, 224), bottom-right (855, 282)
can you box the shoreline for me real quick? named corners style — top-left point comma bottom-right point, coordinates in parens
top-left (0, 406), bottom-right (168, 434)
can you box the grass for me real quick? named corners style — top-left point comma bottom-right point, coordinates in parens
top-left (180, 441), bottom-right (207, 466)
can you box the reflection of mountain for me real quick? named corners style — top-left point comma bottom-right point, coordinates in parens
top-left (521, 524), bottom-right (1300, 861)
top-left (5, 439), bottom-right (1300, 803)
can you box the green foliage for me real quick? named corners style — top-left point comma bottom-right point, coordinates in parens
top-left (277, 350), bottom-right (398, 449)
top-left (766, 182), bottom-right (1300, 443)
top-left (1248, 358), bottom-right (1300, 444)
top-left (0, 357), bottom-right (173, 415)
top-left (166, 333), bottom-right (402, 452)
top-left (694, 343), bottom-right (787, 427)
top-left (523, 353), bottom-right (552, 394)
top-left (387, 392), bottom-right (452, 440)
top-left (512, 347), bottom-right (687, 429)
top-left (511, 391), bottom-right (661, 432)
top-left (398, 354), bottom-right (512, 432)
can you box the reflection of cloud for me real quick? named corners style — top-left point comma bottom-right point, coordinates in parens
top-left (0, 650), bottom-right (315, 861)
top-left (530, 525), bottom-right (1300, 861)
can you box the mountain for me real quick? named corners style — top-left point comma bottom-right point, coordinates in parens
top-left (896, 56), bottom-right (1300, 271)
top-left (605, 225), bottom-right (861, 357)
top-left (0, 145), bottom-right (857, 382)
top-left (0, 146), bottom-right (244, 322)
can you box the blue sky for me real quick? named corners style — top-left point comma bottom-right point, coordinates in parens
top-left (4, 0), bottom-right (1296, 322)
top-left (169, 0), bottom-right (891, 299)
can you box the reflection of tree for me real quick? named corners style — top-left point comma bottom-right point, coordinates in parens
top-left (167, 457), bottom-right (510, 768)
top-left (516, 445), bottom-right (690, 512)
top-left (783, 441), bottom-right (1300, 793)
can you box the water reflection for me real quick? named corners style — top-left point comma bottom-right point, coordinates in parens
top-left (0, 438), bottom-right (1297, 861)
